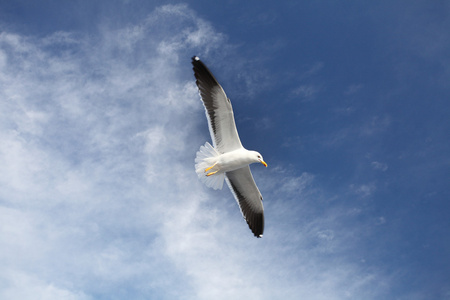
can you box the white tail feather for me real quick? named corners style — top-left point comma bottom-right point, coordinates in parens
top-left (195, 142), bottom-right (224, 190)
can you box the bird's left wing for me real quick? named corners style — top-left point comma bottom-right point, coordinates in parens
top-left (225, 166), bottom-right (264, 237)
top-left (192, 56), bottom-right (243, 153)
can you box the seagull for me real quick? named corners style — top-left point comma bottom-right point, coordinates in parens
top-left (192, 56), bottom-right (267, 238)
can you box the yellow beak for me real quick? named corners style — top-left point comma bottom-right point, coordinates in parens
top-left (260, 160), bottom-right (268, 167)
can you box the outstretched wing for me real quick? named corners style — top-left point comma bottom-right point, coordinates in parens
top-left (225, 167), bottom-right (264, 237)
top-left (192, 56), bottom-right (243, 153)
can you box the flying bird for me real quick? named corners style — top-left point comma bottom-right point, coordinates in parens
top-left (192, 56), bottom-right (267, 238)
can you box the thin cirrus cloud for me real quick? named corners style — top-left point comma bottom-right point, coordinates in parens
top-left (0, 4), bottom-right (402, 300)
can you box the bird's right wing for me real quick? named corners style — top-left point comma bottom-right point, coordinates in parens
top-left (225, 166), bottom-right (264, 237)
top-left (192, 56), bottom-right (243, 153)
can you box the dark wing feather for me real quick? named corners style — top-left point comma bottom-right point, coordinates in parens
top-left (192, 56), bottom-right (243, 153)
top-left (225, 167), bottom-right (264, 237)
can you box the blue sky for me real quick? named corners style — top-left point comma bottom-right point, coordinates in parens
top-left (0, 1), bottom-right (449, 299)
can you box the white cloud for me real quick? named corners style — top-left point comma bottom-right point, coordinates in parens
top-left (350, 183), bottom-right (376, 198)
top-left (359, 115), bottom-right (391, 137)
top-left (291, 84), bottom-right (320, 101)
top-left (302, 61), bottom-right (325, 78)
top-left (376, 216), bottom-right (386, 225)
top-left (1, 269), bottom-right (91, 300)
top-left (288, 62), bottom-right (324, 101)
top-left (344, 84), bottom-right (363, 95)
top-left (0, 4), bottom-right (394, 300)
top-left (371, 161), bottom-right (388, 171)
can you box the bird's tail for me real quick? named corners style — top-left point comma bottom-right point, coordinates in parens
top-left (195, 142), bottom-right (225, 190)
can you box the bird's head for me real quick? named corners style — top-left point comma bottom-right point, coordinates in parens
top-left (251, 151), bottom-right (268, 167)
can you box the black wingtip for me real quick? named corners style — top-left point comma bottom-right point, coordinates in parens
top-left (247, 215), bottom-right (264, 238)
top-left (191, 56), bottom-right (221, 87)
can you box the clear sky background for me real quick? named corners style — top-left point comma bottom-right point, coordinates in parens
top-left (0, 1), bottom-right (449, 299)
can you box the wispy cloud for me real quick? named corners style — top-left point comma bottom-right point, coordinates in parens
top-left (344, 84), bottom-right (363, 95)
top-left (288, 62), bottom-right (324, 101)
top-left (350, 183), bottom-right (376, 198)
top-left (371, 161), bottom-right (388, 171)
top-left (0, 4), bottom-right (396, 300)
top-left (291, 84), bottom-right (320, 101)
top-left (302, 61), bottom-right (325, 79)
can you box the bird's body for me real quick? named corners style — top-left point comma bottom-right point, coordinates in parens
top-left (192, 56), bottom-right (267, 237)
top-left (219, 149), bottom-right (265, 171)
top-left (200, 148), bottom-right (263, 175)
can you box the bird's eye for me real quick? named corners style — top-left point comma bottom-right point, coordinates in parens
top-left (258, 155), bottom-right (261, 159)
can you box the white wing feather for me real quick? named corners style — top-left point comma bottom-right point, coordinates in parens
top-left (192, 57), bottom-right (243, 153)
top-left (225, 167), bottom-right (264, 237)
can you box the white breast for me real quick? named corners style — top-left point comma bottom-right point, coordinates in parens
top-left (217, 149), bottom-right (254, 173)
